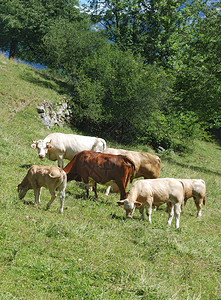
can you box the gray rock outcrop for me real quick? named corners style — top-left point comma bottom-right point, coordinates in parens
top-left (37, 99), bottom-right (72, 128)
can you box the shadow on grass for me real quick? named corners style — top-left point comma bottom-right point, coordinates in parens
top-left (20, 164), bottom-right (32, 169)
top-left (66, 190), bottom-right (96, 201)
top-left (23, 200), bottom-right (36, 206)
top-left (164, 157), bottom-right (221, 176)
top-left (66, 182), bottom-right (119, 206)
top-left (20, 69), bottom-right (73, 95)
top-left (110, 212), bottom-right (143, 221)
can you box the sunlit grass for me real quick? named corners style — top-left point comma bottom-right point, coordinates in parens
top-left (0, 55), bottom-right (221, 299)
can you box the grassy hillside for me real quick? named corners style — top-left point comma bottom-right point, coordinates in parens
top-left (0, 55), bottom-right (221, 299)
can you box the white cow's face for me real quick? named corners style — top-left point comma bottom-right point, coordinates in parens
top-left (31, 140), bottom-right (50, 159)
top-left (117, 199), bottom-right (142, 218)
top-left (123, 199), bottom-right (135, 218)
top-left (117, 199), bottom-right (135, 218)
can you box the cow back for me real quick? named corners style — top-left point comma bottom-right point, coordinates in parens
top-left (63, 151), bottom-right (134, 185)
top-left (104, 148), bottom-right (160, 179)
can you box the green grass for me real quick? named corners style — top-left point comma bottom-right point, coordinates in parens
top-left (0, 54), bottom-right (221, 299)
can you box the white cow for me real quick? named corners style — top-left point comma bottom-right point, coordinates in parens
top-left (117, 178), bottom-right (185, 228)
top-left (17, 165), bottom-right (67, 213)
top-left (31, 132), bottom-right (107, 168)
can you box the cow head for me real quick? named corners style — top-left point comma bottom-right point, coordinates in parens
top-left (117, 199), bottom-right (142, 218)
top-left (31, 139), bottom-right (52, 159)
top-left (16, 184), bottom-right (29, 199)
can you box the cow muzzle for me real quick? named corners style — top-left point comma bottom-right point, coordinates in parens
top-left (126, 214), bottom-right (133, 218)
top-left (39, 154), bottom-right (45, 159)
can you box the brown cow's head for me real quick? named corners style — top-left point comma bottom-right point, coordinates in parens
top-left (16, 184), bottom-right (29, 199)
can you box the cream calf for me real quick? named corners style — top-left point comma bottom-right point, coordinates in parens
top-left (179, 179), bottom-right (206, 217)
top-left (117, 178), bottom-right (184, 228)
top-left (17, 165), bottom-right (67, 213)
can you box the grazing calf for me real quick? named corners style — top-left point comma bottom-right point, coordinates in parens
top-left (103, 148), bottom-right (161, 195)
top-left (31, 132), bottom-right (107, 168)
top-left (17, 165), bottom-right (67, 213)
top-left (117, 178), bottom-right (185, 228)
top-left (63, 151), bottom-right (135, 200)
top-left (178, 179), bottom-right (206, 217)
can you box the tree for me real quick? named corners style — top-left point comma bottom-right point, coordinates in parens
top-left (88, 0), bottom-right (220, 138)
top-left (42, 19), bottom-right (106, 77)
top-left (41, 14), bottom-right (200, 148)
top-left (88, 0), bottom-right (210, 69)
top-left (71, 42), bottom-right (189, 146)
top-left (0, 0), bottom-right (80, 60)
top-left (175, 1), bottom-right (221, 127)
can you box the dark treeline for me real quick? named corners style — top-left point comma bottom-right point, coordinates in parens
top-left (0, 0), bottom-right (220, 150)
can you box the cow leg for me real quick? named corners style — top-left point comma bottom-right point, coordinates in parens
top-left (92, 182), bottom-right (98, 200)
top-left (58, 155), bottom-right (63, 169)
top-left (174, 202), bottom-right (181, 229)
top-left (34, 187), bottom-right (41, 204)
top-left (139, 205), bottom-right (145, 220)
top-left (146, 204), bottom-right (152, 224)
top-left (83, 178), bottom-right (90, 198)
top-left (46, 191), bottom-right (57, 211)
top-left (86, 181), bottom-right (97, 200)
top-left (116, 181), bottom-right (127, 200)
top-left (58, 188), bottom-right (65, 214)
top-left (167, 202), bottom-right (174, 227)
top-left (105, 186), bottom-right (111, 196)
top-left (194, 197), bottom-right (203, 218)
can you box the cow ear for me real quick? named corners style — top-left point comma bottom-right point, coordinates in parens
top-left (46, 143), bottom-right (53, 150)
top-left (117, 200), bottom-right (125, 206)
top-left (31, 141), bottom-right (37, 149)
top-left (134, 201), bottom-right (142, 208)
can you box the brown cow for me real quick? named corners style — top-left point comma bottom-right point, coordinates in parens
top-left (63, 151), bottom-right (135, 200)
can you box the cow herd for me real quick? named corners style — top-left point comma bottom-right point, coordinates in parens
top-left (17, 132), bottom-right (206, 228)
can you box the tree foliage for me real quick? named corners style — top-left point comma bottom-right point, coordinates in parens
top-left (0, 0), bottom-right (220, 150)
top-left (88, 0), bottom-right (209, 69)
top-left (0, 0), bottom-right (80, 60)
top-left (88, 0), bottom-right (221, 139)
top-left (42, 19), bottom-right (106, 77)
top-left (175, 2), bottom-right (221, 127)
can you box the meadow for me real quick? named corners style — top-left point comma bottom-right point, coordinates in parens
top-left (0, 55), bottom-right (220, 299)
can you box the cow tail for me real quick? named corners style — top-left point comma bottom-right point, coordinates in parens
top-left (178, 180), bottom-right (186, 200)
top-left (102, 139), bottom-right (107, 151)
top-left (130, 163), bottom-right (135, 183)
top-left (125, 158), bottom-right (135, 183)
top-left (203, 196), bottom-right (206, 205)
top-left (63, 159), bottom-right (74, 174)
top-left (91, 138), bottom-right (99, 151)
top-left (92, 138), bottom-right (106, 152)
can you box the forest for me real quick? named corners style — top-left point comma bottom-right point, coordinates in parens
top-left (0, 0), bottom-right (220, 150)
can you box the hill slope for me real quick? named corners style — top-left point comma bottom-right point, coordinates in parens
top-left (0, 55), bottom-right (221, 299)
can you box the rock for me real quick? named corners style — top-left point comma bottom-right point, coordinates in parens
top-left (37, 106), bottom-right (45, 114)
top-left (37, 99), bottom-right (71, 128)
top-left (157, 146), bottom-right (165, 153)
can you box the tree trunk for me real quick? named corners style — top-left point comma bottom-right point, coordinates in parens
top-left (9, 40), bottom-right (18, 59)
